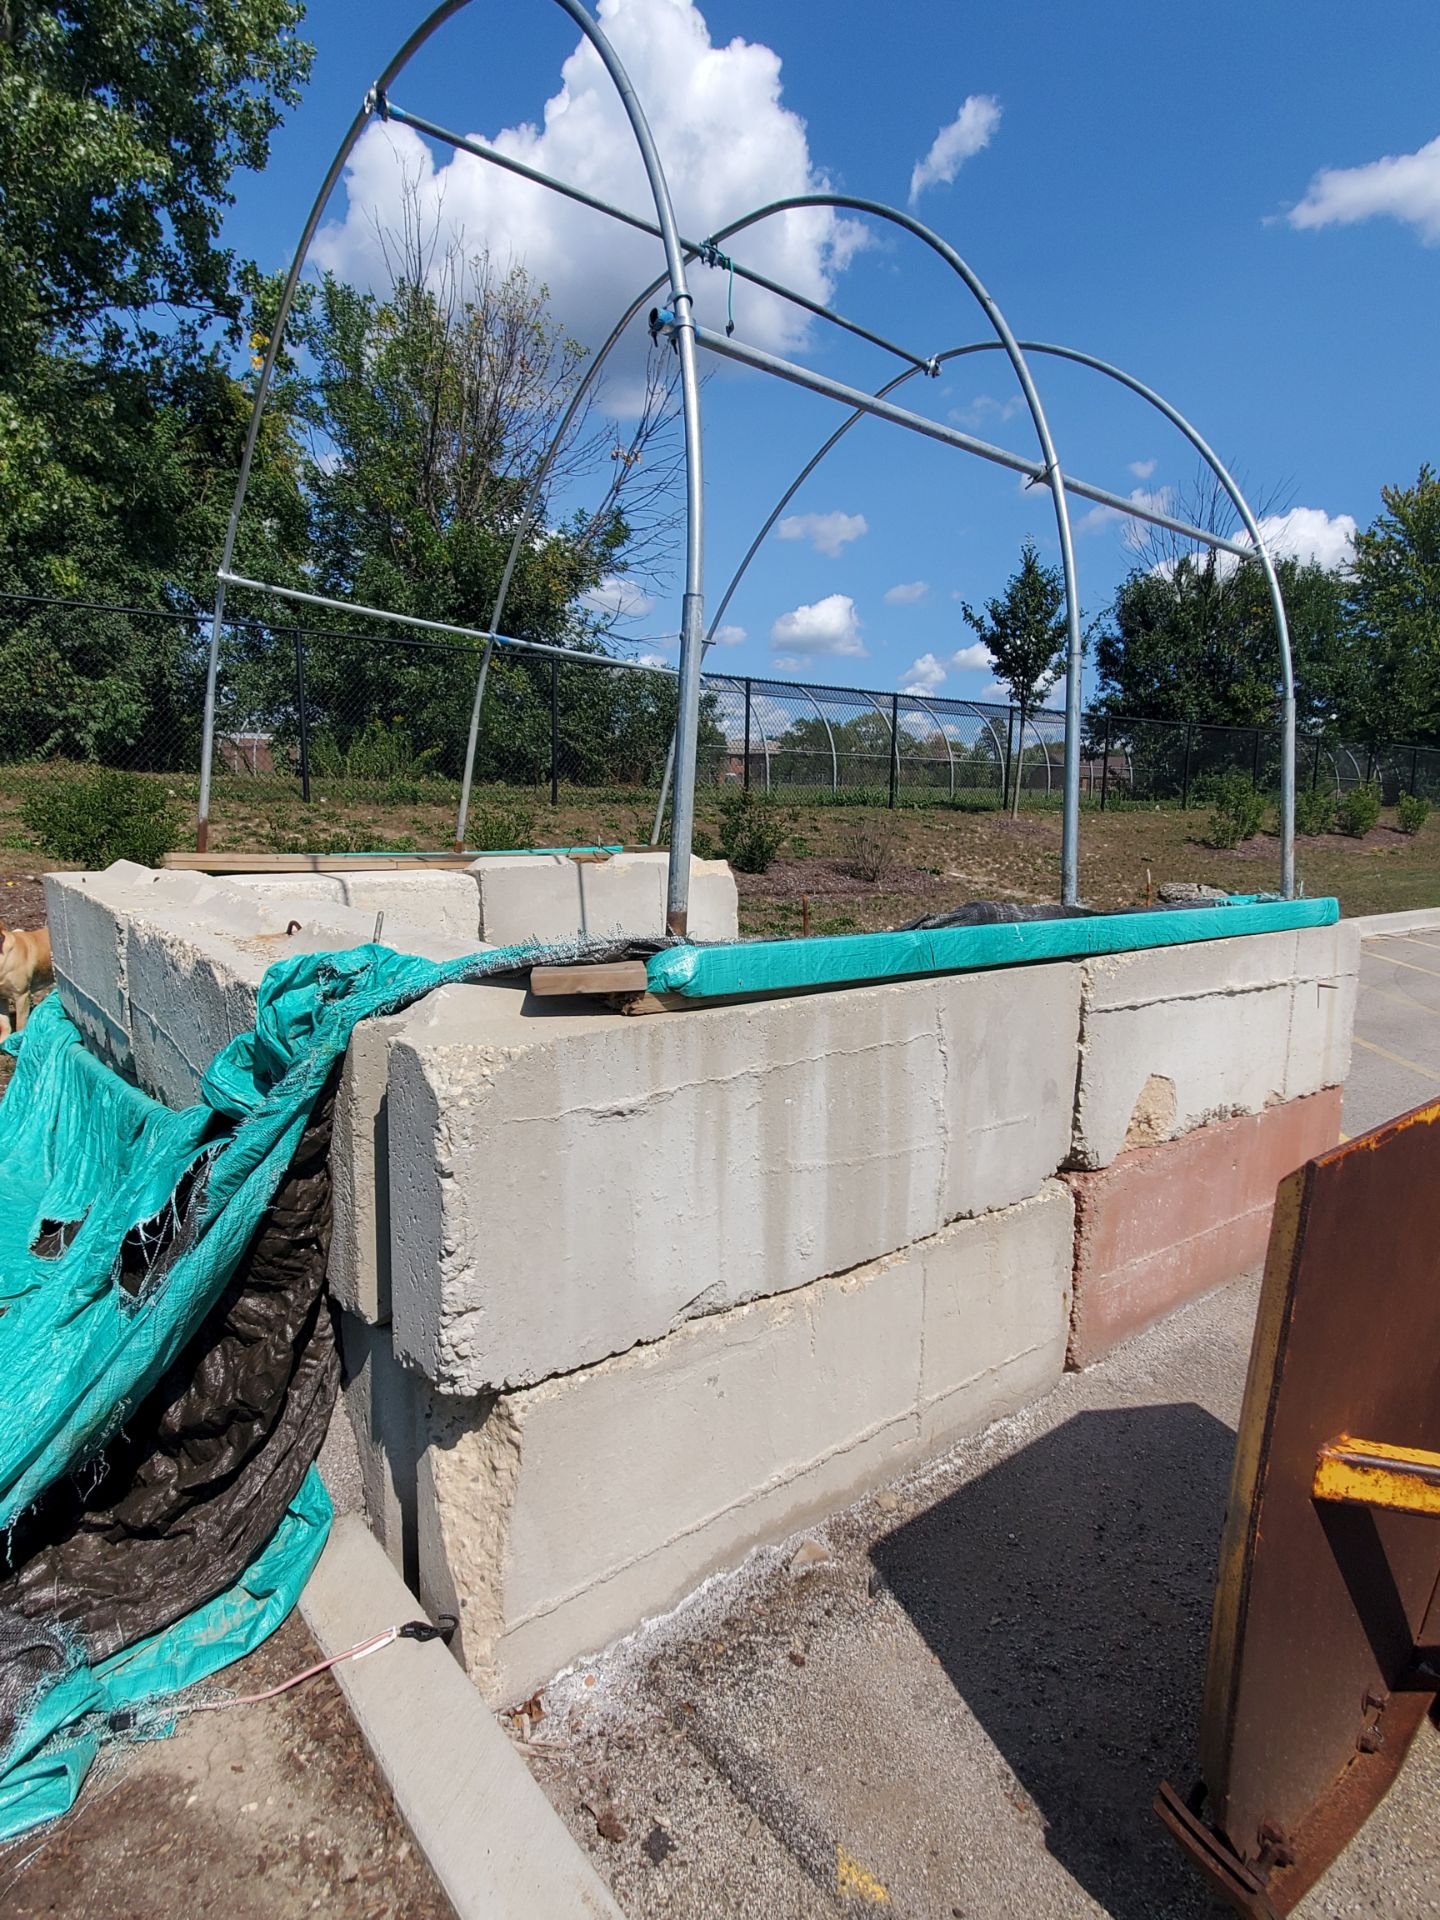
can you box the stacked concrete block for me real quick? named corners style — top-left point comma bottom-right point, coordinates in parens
top-left (1062, 921), bottom-right (1359, 1363)
top-left (469, 850), bottom-right (737, 945)
top-left (415, 1185), bottom-right (1074, 1703)
top-left (383, 961), bottom-right (1081, 1392)
top-left (227, 870), bottom-right (484, 946)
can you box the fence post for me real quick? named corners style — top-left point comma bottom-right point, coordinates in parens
top-left (1365, 747), bottom-right (1375, 788)
top-left (1411, 748), bottom-right (1419, 798)
top-left (743, 677), bottom-right (752, 791)
top-left (1181, 722), bottom-right (1193, 810)
top-left (1251, 727), bottom-right (1262, 787)
top-left (888, 693), bottom-right (900, 809)
top-left (549, 656), bottom-right (560, 807)
top-left (293, 631), bottom-right (311, 804)
top-left (1003, 707), bottom-right (1016, 813)
top-left (1311, 737), bottom-right (1322, 793)
top-left (1100, 716), bottom-right (1112, 812)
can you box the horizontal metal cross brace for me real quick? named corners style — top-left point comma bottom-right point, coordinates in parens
top-left (216, 572), bottom-right (671, 673)
top-left (690, 324), bottom-right (1260, 561)
top-left (381, 98), bottom-right (935, 375)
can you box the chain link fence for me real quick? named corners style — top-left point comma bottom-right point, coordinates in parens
top-left (3, 594), bottom-right (1439, 852)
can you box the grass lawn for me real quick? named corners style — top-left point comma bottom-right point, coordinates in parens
top-left (2, 772), bottom-right (1439, 941)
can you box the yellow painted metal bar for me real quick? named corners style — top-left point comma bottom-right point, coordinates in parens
top-left (1314, 1435), bottom-right (1440, 1517)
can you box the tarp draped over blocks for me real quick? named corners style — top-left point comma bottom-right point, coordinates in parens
top-left (0, 935), bottom-right (590, 1841)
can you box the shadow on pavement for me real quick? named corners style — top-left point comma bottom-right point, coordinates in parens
top-left (872, 1402), bottom-right (1233, 1920)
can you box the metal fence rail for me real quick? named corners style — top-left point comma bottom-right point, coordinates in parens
top-left (1, 596), bottom-right (1437, 841)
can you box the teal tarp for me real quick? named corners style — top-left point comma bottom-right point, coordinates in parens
top-left (646, 896), bottom-right (1341, 999)
top-left (0, 935), bottom-right (559, 1839)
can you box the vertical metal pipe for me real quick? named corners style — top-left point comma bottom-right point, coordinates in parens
top-left (1004, 708), bottom-right (1016, 814)
top-left (1312, 737), bottom-right (1322, 793)
top-left (888, 694), bottom-right (901, 809)
top-left (549, 656), bottom-right (561, 807)
top-left (744, 678), bottom-right (753, 792)
top-left (1181, 723), bottom-right (1193, 810)
top-left (798, 686), bottom-right (839, 795)
top-left (1252, 728), bottom-right (1262, 788)
top-left (1101, 717), bottom-right (1112, 812)
top-left (1411, 748), bottom-right (1419, 798)
top-left (294, 632), bottom-right (312, 804)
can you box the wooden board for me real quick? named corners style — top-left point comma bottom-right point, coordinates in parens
top-left (1165, 1096), bottom-right (1440, 1912)
top-left (528, 962), bottom-right (650, 998)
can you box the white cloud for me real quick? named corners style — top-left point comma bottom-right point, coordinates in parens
top-left (979, 681), bottom-right (1008, 702)
top-left (711, 622), bottom-right (746, 646)
top-left (951, 641), bottom-right (994, 672)
top-left (769, 592), bottom-right (864, 657)
top-left (1248, 506), bottom-right (1358, 572)
top-left (1119, 485), bottom-right (1174, 550)
top-left (884, 580), bottom-right (929, 606)
top-left (776, 509), bottom-right (868, 557)
top-left (950, 393), bottom-right (1023, 430)
top-left (636, 651), bottom-right (672, 669)
top-left (909, 95), bottom-right (1002, 203)
top-left (1288, 133), bottom-right (1440, 245)
top-left (313, 0), bottom-right (867, 392)
top-left (1157, 505), bottom-right (1357, 579)
top-left (580, 573), bottom-right (654, 620)
top-left (899, 651), bottom-right (946, 693)
top-left (1129, 458), bottom-right (1157, 480)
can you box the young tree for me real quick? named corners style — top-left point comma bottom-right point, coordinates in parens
top-left (1344, 466), bottom-right (1440, 744)
top-left (961, 541), bottom-right (1068, 815)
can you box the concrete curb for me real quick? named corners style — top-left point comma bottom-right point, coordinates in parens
top-left (1350, 908), bottom-right (1440, 940)
top-left (300, 1514), bottom-right (625, 1920)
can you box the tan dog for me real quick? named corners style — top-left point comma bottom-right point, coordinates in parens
top-left (0, 926), bottom-right (52, 1034)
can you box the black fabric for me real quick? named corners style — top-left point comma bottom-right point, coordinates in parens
top-left (0, 1076), bottom-right (341, 1747)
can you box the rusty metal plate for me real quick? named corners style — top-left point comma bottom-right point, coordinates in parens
top-left (1162, 1096), bottom-right (1440, 1912)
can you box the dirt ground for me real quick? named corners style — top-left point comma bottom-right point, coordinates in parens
top-left (0, 1611), bottom-right (454, 1920)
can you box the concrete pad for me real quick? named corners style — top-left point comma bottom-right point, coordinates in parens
top-left (300, 1513), bottom-right (625, 1920)
top-left (415, 1184), bottom-right (1073, 1704)
top-left (386, 962), bottom-right (1080, 1394)
top-left (228, 870), bottom-right (484, 945)
top-left (1351, 907), bottom-right (1440, 940)
top-left (470, 850), bottom-right (737, 945)
top-left (1063, 1086), bottom-right (1343, 1366)
top-left (1070, 921), bottom-right (1358, 1168)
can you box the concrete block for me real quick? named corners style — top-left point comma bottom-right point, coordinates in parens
top-left (335, 1310), bottom-right (424, 1583)
top-left (1064, 1087), bottom-right (1343, 1366)
top-left (470, 850), bottom-right (737, 945)
top-left (228, 870), bottom-right (483, 946)
top-left (301, 1514), bottom-right (625, 1920)
top-left (1350, 907), bottom-right (1440, 940)
top-left (417, 1184), bottom-right (1073, 1703)
top-left (329, 1009), bottom-right (423, 1323)
top-left (387, 961), bottom-right (1080, 1394)
top-left (48, 863), bottom-right (476, 1107)
top-left (1070, 921), bottom-right (1358, 1168)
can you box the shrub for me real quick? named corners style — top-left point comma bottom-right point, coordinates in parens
top-left (1203, 773), bottom-right (1265, 850)
top-left (1336, 782), bottom-right (1382, 838)
top-left (468, 795), bottom-right (537, 852)
top-left (717, 788), bottom-right (785, 874)
top-left (1396, 792), bottom-right (1431, 836)
top-left (22, 769), bottom-right (184, 868)
top-left (838, 812), bottom-right (902, 884)
top-left (1294, 786), bottom-right (1336, 836)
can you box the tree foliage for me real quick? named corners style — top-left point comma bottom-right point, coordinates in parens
top-left (1343, 465), bottom-right (1440, 743)
top-left (0, 0), bottom-right (311, 369)
top-left (961, 540), bottom-right (1068, 813)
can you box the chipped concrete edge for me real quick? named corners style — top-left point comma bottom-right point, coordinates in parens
top-left (300, 1513), bottom-right (626, 1920)
top-left (1349, 907), bottom-right (1440, 940)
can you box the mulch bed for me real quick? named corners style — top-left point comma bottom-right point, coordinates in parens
top-left (733, 857), bottom-right (948, 901)
top-left (1225, 827), bottom-right (1416, 861)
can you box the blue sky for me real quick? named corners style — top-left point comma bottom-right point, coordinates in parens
top-left (222, 0), bottom-right (1440, 706)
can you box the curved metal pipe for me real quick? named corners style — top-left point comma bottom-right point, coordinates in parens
top-left (798, 685), bottom-right (840, 795)
top-left (906, 694), bottom-right (955, 798)
top-left (710, 336), bottom-right (1297, 895)
top-left (197, 0), bottom-right (708, 928)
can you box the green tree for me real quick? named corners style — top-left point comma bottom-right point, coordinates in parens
top-left (961, 540), bottom-right (1068, 815)
top-left (0, 0), bottom-right (311, 371)
top-left (1092, 553), bottom-right (1355, 734)
top-left (1344, 466), bottom-right (1440, 744)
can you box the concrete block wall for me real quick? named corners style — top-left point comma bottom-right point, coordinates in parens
top-left (44, 864), bottom-right (1358, 1707)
